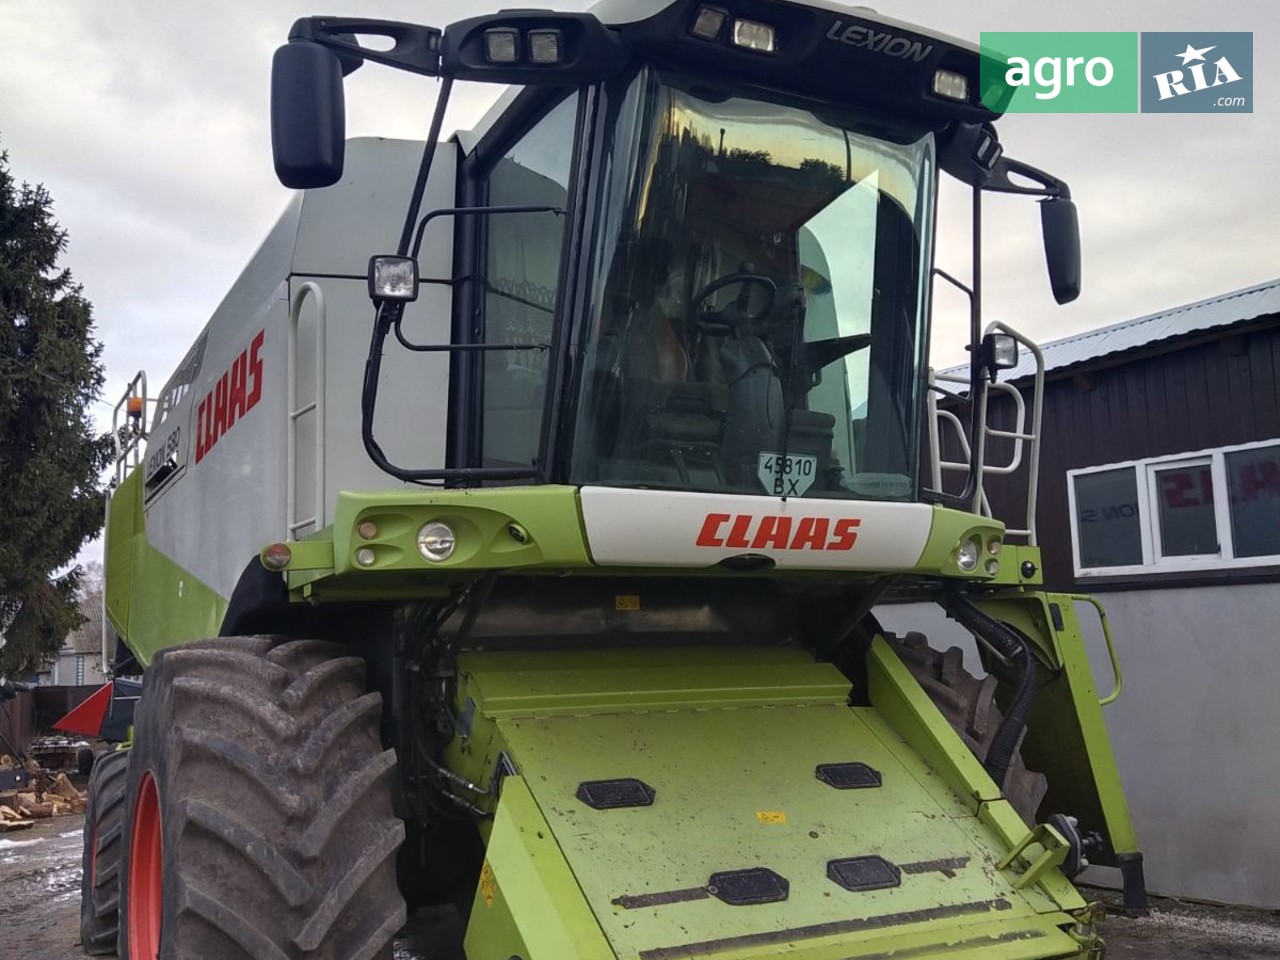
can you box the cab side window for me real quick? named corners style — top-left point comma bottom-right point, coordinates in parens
top-left (480, 95), bottom-right (578, 469)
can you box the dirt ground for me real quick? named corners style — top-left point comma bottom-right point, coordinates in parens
top-left (4, 813), bottom-right (1279, 959)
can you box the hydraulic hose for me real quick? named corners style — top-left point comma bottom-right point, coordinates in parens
top-left (942, 593), bottom-right (1038, 789)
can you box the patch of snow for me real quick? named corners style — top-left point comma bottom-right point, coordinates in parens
top-left (0, 837), bottom-right (45, 850)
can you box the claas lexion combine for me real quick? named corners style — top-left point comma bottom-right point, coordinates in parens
top-left (71, 1), bottom-right (1149, 957)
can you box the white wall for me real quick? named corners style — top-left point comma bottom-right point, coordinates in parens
top-left (878, 583), bottom-right (1280, 908)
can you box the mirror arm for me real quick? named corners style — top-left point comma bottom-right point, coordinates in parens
top-left (287, 17), bottom-right (443, 77)
top-left (982, 156), bottom-right (1072, 200)
top-left (396, 77), bottom-right (454, 257)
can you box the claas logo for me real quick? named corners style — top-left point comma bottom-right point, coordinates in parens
top-left (195, 330), bottom-right (265, 463)
top-left (695, 514), bottom-right (861, 551)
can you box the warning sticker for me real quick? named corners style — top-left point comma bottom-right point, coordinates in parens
top-left (479, 860), bottom-right (497, 907)
top-left (615, 594), bottom-right (641, 611)
top-left (755, 810), bottom-right (787, 824)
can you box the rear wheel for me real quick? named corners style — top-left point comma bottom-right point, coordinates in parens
top-left (78, 744), bottom-right (97, 777)
top-left (888, 631), bottom-right (1048, 823)
top-left (80, 747), bottom-right (130, 955)
top-left (118, 636), bottom-right (406, 960)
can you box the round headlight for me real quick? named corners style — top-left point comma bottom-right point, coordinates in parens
top-left (354, 547), bottom-right (376, 567)
top-left (417, 521), bottom-right (456, 562)
top-left (956, 538), bottom-right (980, 572)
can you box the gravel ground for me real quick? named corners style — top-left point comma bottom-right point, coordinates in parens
top-left (3, 814), bottom-right (1278, 959)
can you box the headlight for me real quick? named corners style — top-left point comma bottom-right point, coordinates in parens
top-left (417, 522), bottom-right (457, 562)
top-left (956, 538), bottom-right (980, 572)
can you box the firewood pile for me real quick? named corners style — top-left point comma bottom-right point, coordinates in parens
top-left (0, 754), bottom-right (87, 832)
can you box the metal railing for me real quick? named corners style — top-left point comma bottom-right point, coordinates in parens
top-left (105, 371), bottom-right (151, 671)
top-left (110, 371), bottom-right (149, 486)
top-left (927, 322), bottom-right (1045, 543)
top-left (286, 282), bottom-right (327, 538)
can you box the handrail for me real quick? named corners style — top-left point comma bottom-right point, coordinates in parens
top-left (926, 322), bottom-right (1045, 543)
top-left (984, 322), bottom-right (1045, 545)
top-left (287, 282), bottom-right (326, 538)
top-left (1068, 594), bottom-right (1124, 706)
top-left (110, 371), bottom-right (149, 485)
top-left (106, 369), bottom-right (149, 674)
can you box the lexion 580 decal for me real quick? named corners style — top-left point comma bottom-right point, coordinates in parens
top-left (580, 489), bottom-right (933, 570)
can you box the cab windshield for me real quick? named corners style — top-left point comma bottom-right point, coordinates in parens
top-left (569, 68), bottom-right (935, 500)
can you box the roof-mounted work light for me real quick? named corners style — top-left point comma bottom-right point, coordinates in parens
top-left (483, 27), bottom-right (520, 63)
top-left (528, 29), bottom-right (563, 63)
top-left (691, 6), bottom-right (728, 40)
top-left (732, 19), bottom-right (776, 53)
top-left (933, 69), bottom-right (969, 102)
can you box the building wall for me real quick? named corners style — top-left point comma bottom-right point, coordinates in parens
top-left (50, 651), bottom-right (107, 687)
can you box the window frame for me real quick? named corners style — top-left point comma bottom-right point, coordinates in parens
top-left (451, 86), bottom-right (591, 476)
top-left (1067, 438), bottom-right (1280, 577)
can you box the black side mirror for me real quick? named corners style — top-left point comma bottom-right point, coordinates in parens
top-left (271, 40), bottom-right (346, 189)
top-left (1041, 197), bottom-right (1081, 305)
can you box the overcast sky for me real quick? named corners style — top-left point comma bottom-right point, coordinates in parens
top-left (1, 0), bottom-right (1276, 564)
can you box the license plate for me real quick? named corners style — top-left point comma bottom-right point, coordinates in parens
top-left (757, 452), bottom-right (818, 497)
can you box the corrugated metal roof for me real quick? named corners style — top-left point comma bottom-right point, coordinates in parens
top-left (943, 277), bottom-right (1280, 380)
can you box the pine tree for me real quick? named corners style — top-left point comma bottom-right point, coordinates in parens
top-left (0, 144), bottom-right (111, 677)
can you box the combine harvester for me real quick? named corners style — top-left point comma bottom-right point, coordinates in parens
top-left (76, 1), bottom-right (1149, 957)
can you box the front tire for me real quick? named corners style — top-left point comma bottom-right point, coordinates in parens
top-left (888, 631), bottom-right (1048, 824)
top-left (81, 747), bottom-right (130, 955)
top-left (118, 637), bottom-right (406, 960)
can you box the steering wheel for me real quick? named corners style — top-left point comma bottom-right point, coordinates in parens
top-left (691, 272), bottom-right (777, 335)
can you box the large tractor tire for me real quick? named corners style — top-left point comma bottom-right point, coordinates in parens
top-left (118, 637), bottom-right (406, 960)
top-left (81, 747), bottom-right (130, 954)
top-left (888, 631), bottom-right (1048, 824)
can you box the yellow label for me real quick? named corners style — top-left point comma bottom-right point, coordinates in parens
top-left (479, 859), bottom-right (496, 908)
top-left (755, 810), bottom-right (787, 824)
top-left (615, 594), bottom-right (641, 611)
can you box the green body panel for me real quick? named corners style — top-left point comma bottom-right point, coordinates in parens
top-left (969, 592), bottom-right (1141, 859)
top-left (123, 541), bottom-right (227, 666)
top-left (103, 470), bottom-right (143, 638)
top-left (465, 776), bottom-right (615, 960)
top-left (450, 644), bottom-right (1094, 959)
top-left (103, 470), bottom-right (227, 666)
top-left (456, 646), bottom-right (850, 717)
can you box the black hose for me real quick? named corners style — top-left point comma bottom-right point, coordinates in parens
top-left (942, 593), bottom-right (1038, 789)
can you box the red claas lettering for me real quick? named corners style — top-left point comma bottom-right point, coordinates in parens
top-left (695, 513), bottom-right (860, 551)
top-left (195, 329), bottom-right (266, 464)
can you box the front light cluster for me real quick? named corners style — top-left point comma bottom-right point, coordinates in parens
top-left (689, 6), bottom-right (776, 54)
top-left (956, 534), bottom-right (1003, 575)
top-left (484, 26), bottom-right (563, 64)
